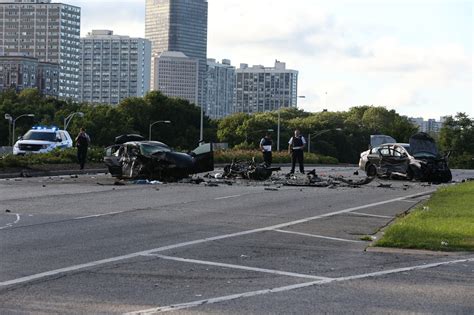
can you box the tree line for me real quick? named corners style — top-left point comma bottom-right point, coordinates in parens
top-left (0, 88), bottom-right (472, 167)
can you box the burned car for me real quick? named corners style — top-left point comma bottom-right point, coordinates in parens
top-left (104, 134), bottom-right (214, 180)
top-left (359, 133), bottom-right (452, 182)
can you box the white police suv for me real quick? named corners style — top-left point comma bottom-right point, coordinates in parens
top-left (13, 126), bottom-right (73, 155)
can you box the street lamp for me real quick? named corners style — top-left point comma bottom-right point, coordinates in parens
top-left (149, 120), bottom-right (171, 141)
top-left (64, 112), bottom-right (84, 131)
top-left (4, 114), bottom-right (12, 147)
top-left (11, 114), bottom-right (35, 147)
top-left (307, 128), bottom-right (342, 153)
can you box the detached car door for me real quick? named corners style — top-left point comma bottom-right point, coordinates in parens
top-left (190, 143), bottom-right (214, 174)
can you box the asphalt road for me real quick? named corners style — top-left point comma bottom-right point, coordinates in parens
top-left (1, 167), bottom-right (473, 314)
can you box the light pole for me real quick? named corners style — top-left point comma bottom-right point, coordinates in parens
top-left (4, 114), bottom-right (12, 147)
top-left (277, 110), bottom-right (281, 151)
top-left (149, 120), bottom-right (171, 141)
top-left (200, 105), bottom-right (204, 143)
top-left (64, 112), bottom-right (84, 131)
top-left (307, 128), bottom-right (342, 153)
top-left (11, 114), bottom-right (35, 147)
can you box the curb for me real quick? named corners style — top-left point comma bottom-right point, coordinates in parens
top-left (0, 168), bottom-right (108, 179)
top-left (365, 246), bottom-right (471, 257)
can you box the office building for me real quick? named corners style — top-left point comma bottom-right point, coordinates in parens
top-left (154, 51), bottom-right (198, 104)
top-left (0, 54), bottom-right (59, 96)
top-left (80, 30), bottom-right (151, 105)
top-left (235, 60), bottom-right (298, 113)
top-left (0, 0), bottom-right (81, 100)
top-left (145, 0), bottom-right (207, 106)
top-left (206, 58), bottom-right (235, 119)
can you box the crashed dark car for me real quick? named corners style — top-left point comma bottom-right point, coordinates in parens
top-left (104, 134), bottom-right (214, 180)
top-left (359, 133), bottom-right (452, 183)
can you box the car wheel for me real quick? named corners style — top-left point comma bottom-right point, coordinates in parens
top-left (406, 167), bottom-right (414, 181)
top-left (366, 164), bottom-right (377, 177)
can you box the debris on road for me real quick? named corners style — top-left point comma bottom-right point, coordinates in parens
top-left (222, 159), bottom-right (281, 180)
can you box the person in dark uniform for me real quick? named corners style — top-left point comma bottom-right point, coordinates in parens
top-left (288, 129), bottom-right (306, 174)
top-left (259, 132), bottom-right (273, 166)
top-left (75, 127), bottom-right (91, 170)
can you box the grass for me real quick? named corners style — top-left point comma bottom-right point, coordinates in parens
top-left (375, 182), bottom-right (474, 252)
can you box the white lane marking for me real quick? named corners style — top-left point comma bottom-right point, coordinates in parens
top-left (274, 229), bottom-right (365, 243)
top-left (0, 191), bottom-right (434, 288)
top-left (0, 213), bottom-right (21, 230)
top-left (349, 212), bottom-right (394, 219)
top-left (214, 195), bottom-right (241, 200)
top-left (126, 257), bottom-right (474, 314)
top-left (74, 211), bottom-right (126, 220)
top-left (143, 253), bottom-right (332, 281)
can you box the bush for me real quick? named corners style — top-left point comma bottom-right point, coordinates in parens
top-left (0, 147), bottom-right (104, 169)
top-left (214, 149), bottom-right (338, 165)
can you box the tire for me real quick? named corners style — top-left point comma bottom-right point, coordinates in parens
top-left (406, 167), bottom-right (414, 181)
top-left (366, 164), bottom-right (377, 177)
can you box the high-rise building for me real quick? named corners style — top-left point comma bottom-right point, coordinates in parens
top-left (410, 117), bottom-right (444, 134)
top-left (235, 60), bottom-right (298, 113)
top-left (80, 30), bottom-right (151, 105)
top-left (154, 51), bottom-right (198, 104)
top-left (0, 0), bottom-right (81, 100)
top-left (206, 58), bottom-right (235, 119)
top-left (0, 54), bottom-right (59, 97)
top-left (145, 0), bottom-right (207, 106)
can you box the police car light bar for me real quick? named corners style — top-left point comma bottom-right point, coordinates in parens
top-left (32, 126), bottom-right (59, 131)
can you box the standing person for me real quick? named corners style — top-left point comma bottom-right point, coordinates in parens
top-left (75, 127), bottom-right (90, 170)
top-left (259, 132), bottom-right (273, 166)
top-left (288, 129), bottom-right (306, 174)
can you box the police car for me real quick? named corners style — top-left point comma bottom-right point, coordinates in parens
top-left (13, 126), bottom-right (73, 155)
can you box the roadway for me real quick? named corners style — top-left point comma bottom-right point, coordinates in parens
top-left (0, 167), bottom-right (473, 314)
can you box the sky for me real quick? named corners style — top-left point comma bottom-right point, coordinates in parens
top-left (69, 0), bottom-right (473, 119)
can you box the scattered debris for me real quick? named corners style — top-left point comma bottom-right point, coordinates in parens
top-left (264, 187), bottom-right (279, 191)
top-left (222, 159), bottom-right (281, 180)
top-left (377, 183), bottom-right (392, 188)
top-left (5, 209), bottom-right (11, 213)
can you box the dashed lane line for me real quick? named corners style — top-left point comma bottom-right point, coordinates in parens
top-left (214, 195), bottom-right (242, 200)
top-left (142, 254), bottom-right (332, 280)
top-left (0, 191), bottom-right (434, 288)
top-left (273, 229), bottom-right (365, 243)
top-left (125, 257), bottom-right (474, 314)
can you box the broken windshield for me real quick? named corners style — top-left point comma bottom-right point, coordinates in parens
top-left (140, 143), bottom-right (171, 155)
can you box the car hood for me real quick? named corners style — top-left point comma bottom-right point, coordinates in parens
top-left (409, 132), bottom-right (439, 156)
top-left (370, 135), bottom-right (397, 147)
top-left (15, 140), bottom-right (53, 146)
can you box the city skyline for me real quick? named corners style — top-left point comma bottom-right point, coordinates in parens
top-left (42, 0), bottom-right (473, 119)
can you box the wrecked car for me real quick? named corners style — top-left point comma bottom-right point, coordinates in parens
top-left (104, 134), bottom-right (214, 180)
top-left (223, 159), bottom-right (281, 180)
top-left (359, 133), bottom-right (452, 182)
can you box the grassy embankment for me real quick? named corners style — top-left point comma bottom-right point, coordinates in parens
top-left (0, 148), bottom-right (338, 169)
top-left (375, 182), bottom-right (474, 251)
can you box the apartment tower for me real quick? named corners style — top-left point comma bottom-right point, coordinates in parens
top-left (0, 0), bottom-right (81, 100)
top-left (80, 30), bottom-right (151, 105)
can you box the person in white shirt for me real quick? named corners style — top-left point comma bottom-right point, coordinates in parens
top-left (288, 129), bottom-right (306, 174)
